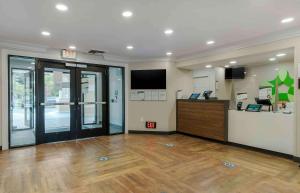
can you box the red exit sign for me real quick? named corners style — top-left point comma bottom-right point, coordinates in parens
top-left (146, 121), bottom-right (156, 129)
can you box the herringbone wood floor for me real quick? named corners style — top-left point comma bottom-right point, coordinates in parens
top-left (0, 134), bottom-right (299, 193)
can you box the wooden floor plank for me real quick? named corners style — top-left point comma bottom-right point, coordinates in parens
top-left (0, 134), bottom-right (299, 193)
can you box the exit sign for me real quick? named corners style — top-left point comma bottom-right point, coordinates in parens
top-left (61, 49), bottom-right (77, 60)
top-left (146, 121), bottom-right (156, 129)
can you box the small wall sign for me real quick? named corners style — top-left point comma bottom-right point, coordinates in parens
top-left (145, 121), bottom-right (156, 129)
top-left (61, 49), bottom-right (77, 60)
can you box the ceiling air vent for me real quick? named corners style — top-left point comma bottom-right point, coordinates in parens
top-left (88, 50), bottom-right (106, 55)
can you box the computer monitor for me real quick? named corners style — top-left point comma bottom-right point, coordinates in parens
top-left (189, 93), bottom-right (201, 100)
top-left (255, 98), bottom-right (272, 111)
top-left (246, 104), bottom-right (263, 112)
top-left (203, 91), bottom-right (213, 100)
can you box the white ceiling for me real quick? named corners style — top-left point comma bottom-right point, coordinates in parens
top-left (185, 48), bottom-right (294, 70)
top-left (1, 0), bottom-right (300, 60)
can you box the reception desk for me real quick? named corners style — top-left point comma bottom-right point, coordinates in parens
top-left (176, 100), bottom-right (295, 155)
top-left (176, 99), bottom-right (229, 142)
top-left (228, 110), bottom-right (295, 155)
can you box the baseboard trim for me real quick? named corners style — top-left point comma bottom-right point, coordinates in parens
top-left (128, 130), bottom-right (176, 135)
top-left (176, 131), bottom-right (227, 144)
top-left (293, 156), bottom-right (300, 163)
top-left (177, 132), bottom-right (295, 161)
top-left (228, 142), bottom-right (293, 160)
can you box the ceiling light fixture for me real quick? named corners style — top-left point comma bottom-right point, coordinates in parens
top-left (164, 29), bottom-right (174, 35)
top-left (276, 53), bottom-right (286, 57)
top-left (229, 60), bottom-right (237, 64)
top-left (206, 40), bottom-right (215, 45)
top-left (224, 65), bottom-right (230, 68)
top-left (269, 57), bottom-right (276, 61)
top-left (126, 45), bottom-right (134, 50)
top-left (275, 68), bottom-right (279, 71)
top-left (281, 17), bottom-right (295, 23)
top-left (205, 64), bottom-right (212, 68)
top-left (56, 3), bottom-right (68, 12)
top-left (122, 11), bottom-right (133, 18)
top-left (166, 52), bottom-right (173, 56)
top-left (41, 31), bottom-right (51, 36)
top-left (69, 45), bottom-right (76, 50)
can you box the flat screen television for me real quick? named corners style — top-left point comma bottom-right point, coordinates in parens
top-left (131, 69), bottom-right (166, 89)
top-left (225, 67), bottom-right (245, 79)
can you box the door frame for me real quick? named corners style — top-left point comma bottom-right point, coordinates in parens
top-left (7, 55), bottom-right (125, 148)
top-left (76, 65), bottom-right (108, 139)
top-left (36, 59), bottom-right (110, 144)
top-left (36, 60), bottom-right (78, 144)
top-left (8, 55), bottom-right (37, 148)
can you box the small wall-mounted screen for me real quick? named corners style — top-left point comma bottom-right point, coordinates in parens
top-left (131, 69), bottom-right (166, 89)
top-left (225, 67), bottom-right (245, 79)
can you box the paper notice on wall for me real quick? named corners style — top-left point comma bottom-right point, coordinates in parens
top-left (158, 90), bottom-right (167, 101)
top-left (130, 90), bottom-right (145, 101)
top-left (236, 93), bottom-right (248, 101)
top-left (151, 90), bottom-right (159, 101)
top-left (144, 90), bottom-right (152, 101)
top-left (259, 87), bottom-right (272, 100)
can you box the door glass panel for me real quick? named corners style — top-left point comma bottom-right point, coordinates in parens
top-left (44, 68), bottom-right (71, 133)
top-left (109, 67), bottom-right (124, 134)
top-left (81, 71), bottom-right (102, 129)
top-left (9, 56), bottom-right (35, 147)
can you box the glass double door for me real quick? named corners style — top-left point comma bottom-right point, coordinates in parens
top-left (37, 61), bottom-right (107, 143)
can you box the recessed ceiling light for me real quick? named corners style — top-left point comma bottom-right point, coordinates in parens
top-left (56, 3), bottom-right (68, 12)
top-left (69, 45), bottom-right (76, 50)
top-left (41, 31), bottom-right (51, 36)
top-left (252, 74), bottom-right (257, 77)
top-left (276, 53), bottom-right (286, 57)
top-left (224, 65), bottom-right (230, 68)
top-left (269, 57), bottom-right (276, 61)
top-left (281, 17), bottom-right (294, 23)
top-left (30, 62), bottom-right (35, 65)
top-left (166, 52), bottom-right (173, 56)
top-left (275, 68), bottom-right (279, 71)
top-left (206, 40), bottom-right (215, 45)
top-left (205, 64), bottom-right (212, 68)
top-left (126, 45), bottom-right (134, 50)
top-left (122, 11), bottom-right (133, 18)
top-left (164, 29), bottom-right (174, 35)
top-left (229, 60), bottom-right (237, 64)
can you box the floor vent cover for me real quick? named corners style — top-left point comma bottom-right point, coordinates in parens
top-left (224, 161), bottom-right (236, 169)
top-left (98, 156), bottom-right (110, 161)
top-left (165, 143), bottom-right (175, 148)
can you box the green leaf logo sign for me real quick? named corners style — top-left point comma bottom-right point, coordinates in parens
top-left (266, 71), bottom-right (294, 102)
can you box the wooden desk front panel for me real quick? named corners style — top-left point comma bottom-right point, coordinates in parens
top-left (177, 100), bottom-right (228, 142)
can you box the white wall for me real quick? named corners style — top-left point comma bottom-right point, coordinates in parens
top-left (192, 69), bottom-right (216, 97)
top-left (177, 36), bottom-right (300, 158)
top-left (0, 48), bottom-right (128, 149)
top-left (232, 62), bottom-right (294, 105)
top-left (128, 61), bottom-right (192, 132)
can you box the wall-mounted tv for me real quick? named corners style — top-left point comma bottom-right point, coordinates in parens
top-left (131, 69), bottom-right (166, 89)
top-left (225, 67), bottom-right (245, 79)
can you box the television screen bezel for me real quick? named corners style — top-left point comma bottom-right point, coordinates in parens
top-left (131, 69), bottom-right (166, 90)
top-left (225, 67), bottom-right (245, 79)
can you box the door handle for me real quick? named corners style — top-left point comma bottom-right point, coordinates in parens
top-left (40, 102), bottom-right (75, 106)
top-left (78, 101), bottom-right (107, 105)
